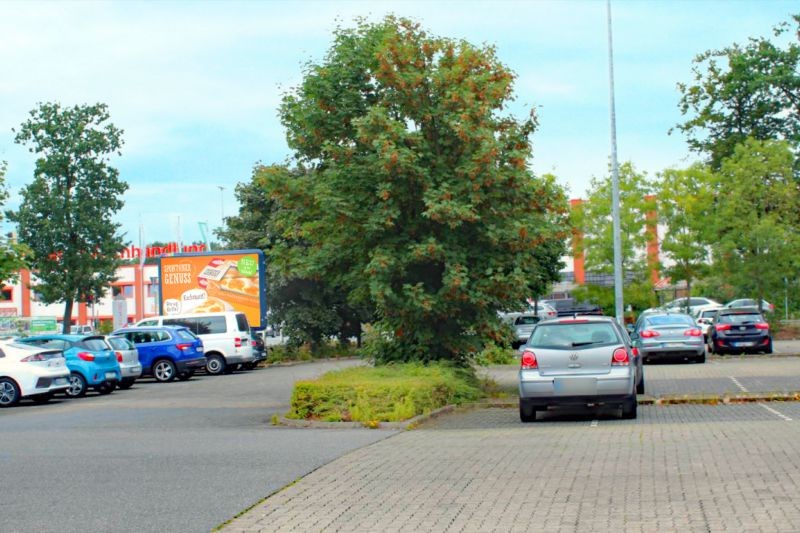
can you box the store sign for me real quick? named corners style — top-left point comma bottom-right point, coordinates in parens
top-left (118, 243), bottom-right (207, 260)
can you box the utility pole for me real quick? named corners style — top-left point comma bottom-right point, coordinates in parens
top-left (607, 0), bottom-right (624, 326)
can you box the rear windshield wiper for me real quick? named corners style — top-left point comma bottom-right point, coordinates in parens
top-left (571, 341), bottom-right (596, 347)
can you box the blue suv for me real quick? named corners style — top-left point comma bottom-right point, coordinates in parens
top-left (17, 335), bottom-right (121, 398)
top-left (111, 326), bottom-right (205, 382)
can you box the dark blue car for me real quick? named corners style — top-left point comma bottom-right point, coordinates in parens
top-left (17, 334), bottom-right (121, 397)
top-left (111, 326), bottom-right (205, 382)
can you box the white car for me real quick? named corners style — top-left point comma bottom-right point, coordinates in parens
top-left (0, 341), bottom-right (70, 407)
top-left (692, 304), bottom-right (723, 341)
top-left (663, 297), bottom-right (721, 315)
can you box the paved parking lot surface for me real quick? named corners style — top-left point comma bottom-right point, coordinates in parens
top-left (224, 403), bottom-right (800, 532)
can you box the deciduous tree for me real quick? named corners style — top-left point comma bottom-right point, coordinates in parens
top-left (9, 102), bottom-right (127, 332)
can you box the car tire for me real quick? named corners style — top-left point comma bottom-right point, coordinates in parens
top-left (177, 370), bottom-right (194, 381)
top-left (95, 381), bottom-right (116, 395)
top-left (153, 359), bottom-right (176, 382)
top-left (519, 401), bottom-right (536, 423)
top-left (205, 354), bottom-right (226, 375)
top-left (695, 353), bottom-right (706, 364)
top-left (224, 363), bottom-right (240, 374)
top-left (31, 391), bottom-right (55, 404)
top-left (636, 376), bottom-right (645, 395)
top-left (118, 378), bottom-right (135, 390)
top-left (764, 339), bottom-right (773, 355)
top-left (0, 377), bottom-right (21, 407)
top-left (621, 396), bottom-right (637, 420)
top-left (65, 372), bottom-right (87, 398)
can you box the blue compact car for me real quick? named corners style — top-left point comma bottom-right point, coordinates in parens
top-left (17, 335), bottom-right (122, 398)
top-left (111, 326), bottom-right (205, 382)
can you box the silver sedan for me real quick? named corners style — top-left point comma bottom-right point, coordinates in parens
top-left (630, 312), bottom-right (705, 363)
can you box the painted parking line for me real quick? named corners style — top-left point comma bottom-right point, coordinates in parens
top-left (730, 376), bottom-right (749, 392)
top-left (758, 403), bottom-right (793, 421)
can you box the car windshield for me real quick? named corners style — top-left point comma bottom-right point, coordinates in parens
top-left (700, 310), bottom-right (718, 318)
top-left (528, 322), bottom-right (619, 348)
top-left (720, 312), bottom-right (762, 324)
top-left (645, 315), bottom-right (694, 327)
top-left (107, 337), bottom-right (134, 350)
top-left (515, 316), bottom-right (539, 326)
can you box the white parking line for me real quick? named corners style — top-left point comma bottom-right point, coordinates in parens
top-left (590, 419), bottom-right (598, 427)
top-left (758, 403), bottom-right (793, 421)
top-left (730, 377), bottom-right (749, 393)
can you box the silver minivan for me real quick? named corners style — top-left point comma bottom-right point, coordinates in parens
top-left (518, 316), bottom-right (642, 421)
top-left (136, 312), bottom-right (255, 375)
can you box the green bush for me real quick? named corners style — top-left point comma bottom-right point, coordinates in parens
top-left (266, 342), bottom-right (357, 364)
top-left (287, 363), bottom-right (482, 423)
top-left (473, 342), bottom-right (516, 366)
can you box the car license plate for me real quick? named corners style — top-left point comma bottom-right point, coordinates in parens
top-left (105, 372), bottom-right (117, 380)
top-left (554, 377), bottom-right (597, 395)
top-left (733, 342), bottom-right (753, 347)
top-left (664, 343), bottom-right (684, 348)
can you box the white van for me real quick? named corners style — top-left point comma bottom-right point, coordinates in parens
top-left (136, 312), bottom-right (254, 375)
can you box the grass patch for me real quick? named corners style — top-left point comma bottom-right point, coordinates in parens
top-left (286, 362), bottom-right (482, 423)
top-left (473, 342), bottom-right (517, 366)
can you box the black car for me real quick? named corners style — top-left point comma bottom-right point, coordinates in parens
top-left (541, 298), bottom-right (603, 317)
top-left (707, 308), bottom-right (772, 355)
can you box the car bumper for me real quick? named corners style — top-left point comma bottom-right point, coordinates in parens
top-left (519, 367), bottom-right (633, 400)
top-left (714, 335), bottom-right (771, 351)
top-left (176, 357), bottom-right (207, 372)
top-left (639, 341), bottom-right (705, 360)
top-left (119, 362), bottom-right (142, 379)
top-left (20, 370), bottom-right (71, 397)
top-left (85, 369), bottom-right (121, 386)
top-left (226, 352), bottom-right (256, 364)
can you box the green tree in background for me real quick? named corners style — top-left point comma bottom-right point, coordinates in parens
top-left (706, 139), bottom-right (800, 312)
top-left (9, 102), bottom-right (127, 333)
top-left (655, 164), bottom-right (715, 311)
top-left (0, 162), bottom-right (30, 283)
top-left (675, 15), bottom-right (800, 169)
top-left (269, 17), bottom-right (568, 363)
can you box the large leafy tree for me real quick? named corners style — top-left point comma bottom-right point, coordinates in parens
top-left (655, 164), bottom-right (715, 310)
top-left (706, 139), bottom-right (800, 312)
top-left (675, 15), bottom-right (800, 169)
top-left (268, 17), bottom-right (568, 363)
top-left (9, 102), bottom-right (128, 332)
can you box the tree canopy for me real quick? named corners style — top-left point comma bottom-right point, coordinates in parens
top-left (0, 162), bottom-right (30, 284)
top-left (267, 17), bottom-right (567, 363)
top-left (9, 102), bottom-right (128, 332)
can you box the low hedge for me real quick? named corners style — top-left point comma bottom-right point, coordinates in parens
top-left (287, 363), bottom-right (482, 423)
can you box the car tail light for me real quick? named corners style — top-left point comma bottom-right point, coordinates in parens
top-left (632, 347), bottom-right (639, 357)
top-left (640, 330), bottom-right (660, 338)
top-left (115, 351), bottom-right (123, 362)
top-left (755, 323), bottom-right (769, 330)
top-left (21, 353), bottom-right (48, 362)
top-left (611, 348), bottom-right (630, 366)
top-left (176, 343), bottom-right (192, 351)
top-left (77, 351), bottom-right (95, 361)
top-left (715, 324), bottom-right (732, 331)
top-left (251, 340), bottom-right (257, 347)
top-left (520, 350), bottom-right (538, 369)
top-left (234, 337), bottom-right (242, 348)
top-left (684, 328), bottom-right (702, 337)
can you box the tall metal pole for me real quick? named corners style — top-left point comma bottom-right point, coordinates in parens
top-left (607, 0), bottom-right (624, 325)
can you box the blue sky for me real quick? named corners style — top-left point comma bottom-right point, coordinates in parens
top-left (0, 0), bottom-right (796, 245)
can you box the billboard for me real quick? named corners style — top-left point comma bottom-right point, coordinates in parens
top-left (158, 250), bottom-right (267, 328)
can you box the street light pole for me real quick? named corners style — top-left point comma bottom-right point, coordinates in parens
top-left (607, 0), bottom-right (624, 325)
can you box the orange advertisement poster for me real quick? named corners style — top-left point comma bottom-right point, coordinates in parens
top-left (158, 251), bottom-right (265, 328)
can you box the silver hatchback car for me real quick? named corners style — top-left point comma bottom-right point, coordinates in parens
top-left (630, 312), bottom-right (705, 363)
top-left (518, 316), bottom-right (642, 422)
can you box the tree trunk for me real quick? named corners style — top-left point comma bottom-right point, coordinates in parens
top-left (62, 298), bottom-right (74, 334)
top-left (686, 279), bottom-right (692, 314)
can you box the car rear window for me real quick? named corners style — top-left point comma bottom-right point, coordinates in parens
top-left (514, 315), bottom-right (539, 326)
top-left (81, 338), bottom-right (109, 351)
top-left (645, 315), bottom-right (694, 327)
top-left (235, 313), bottom-right (249, 332)
top-left (719, 312), bottom-right (762, 324)
top-left (164, 316), bottom-right (227, 335)
top-left (107, 337), bottom-right (134, 350)
top-left (529, 322), bottom-right (619, 349)
top-left (700, 310), bottom-right (718, 319)
top-left (175, 329), bottom-right (197, 341)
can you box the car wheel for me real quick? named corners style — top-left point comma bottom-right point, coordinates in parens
top-left (118, 378), bottom-right (135, 390)
top-left (519, 401), bottom-right (536, 423)
top-left (205, 354), bottom-right (226, 375)
top-left (695, 353), bottom-right (706, 364)
top-left (31, 392), bottom-right (55, 404)
top-left (224, 363), bottom-right (240, 374)
top-left (764, 339), bottom-right (773, 355)
top-left (177, 370), bottom-right (194, 381)
top-left (95, 381), bottom-right (116, 395)
top-left (621, 396), bottom-right (637, 419)
top-left (153, 359), bottom-right (176, 382)
top-left (636, 376), bottom-right (645, 395)
top-left (65, 372), bottom-right (87, 398)
top-left (0, 377), bottom-right (21, 408)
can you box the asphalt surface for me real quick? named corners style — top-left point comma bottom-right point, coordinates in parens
top-left (0, 359), bottom-right (395, 533)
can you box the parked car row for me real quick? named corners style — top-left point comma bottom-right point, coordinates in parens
top-left (0, 311), bottom-right (268, 408)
